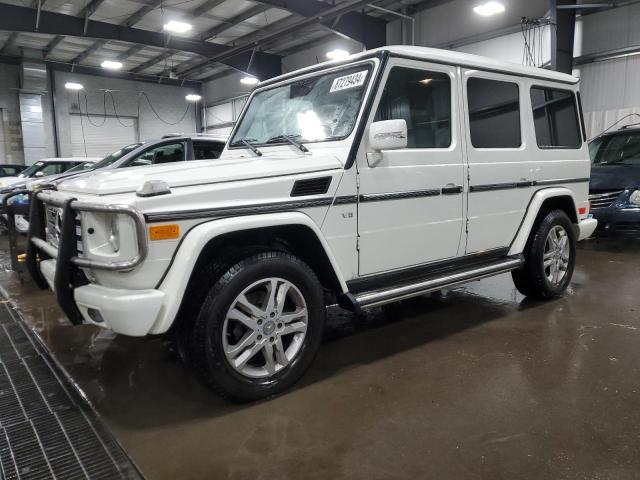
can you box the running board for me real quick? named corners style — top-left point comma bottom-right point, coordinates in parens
top-left (353, 255), bottom-right (524, 309)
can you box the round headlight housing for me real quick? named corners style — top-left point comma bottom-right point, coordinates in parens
top-left (630, 190), bottom-right (640, 206)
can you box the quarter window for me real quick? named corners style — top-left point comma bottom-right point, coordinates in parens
top-left (530, 87), bottom-right (581, 148)
top-left (375, 67), bottom-right (452, 148)
top-left (193, 141), bottom-right (224, 160)
top-left (467, 78), bottom-right (521, 148)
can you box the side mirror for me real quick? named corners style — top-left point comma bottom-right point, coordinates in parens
top-left (369, 119), bottom-right (408, 151)
top-left (34, 171), bottom-right (44, 177)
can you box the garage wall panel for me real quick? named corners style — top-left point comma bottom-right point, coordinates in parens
top-left (70, 115), bottom-right (138, 157)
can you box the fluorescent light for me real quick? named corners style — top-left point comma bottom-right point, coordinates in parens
top-left (473, 1), bottom-right (505, 16)
top-left (163, 20), bottom-right (193, 34)
top-left (29, 105), bottom-right (42, 113)
top-left (101, 60), bottom-right (123, 70)
top-left (64, 82), bottom-right (84, 90)
top-left (240, 76), bottom-right (259, 85)
top-left (326, 49), bottom-right (350, 60)
top-left (185, 94), bottom-right (201, 102)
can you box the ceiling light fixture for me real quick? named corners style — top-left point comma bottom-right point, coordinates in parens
top-left (64, 82), bottom-right (84, 90)
top-left (163, 20), bottom-right (193, 34)
top-left (101, 60), bottom-right (123, 70)
top-left (473, 1), bottom-right (505, 16)
top-left (326, 49), bottom-right (350, 60)
top-left (185, 94), bottom-right (202, 102)
top-left (419, 78), bottom-right (433, 86)
top-left (240, 76), bottom-right (259, 86)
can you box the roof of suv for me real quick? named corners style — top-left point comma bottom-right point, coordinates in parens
top-left (160, 134), bottom-right (227, 142)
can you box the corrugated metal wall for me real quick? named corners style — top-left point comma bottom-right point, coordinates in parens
top-left (576, 3), bottom-right (640, 138)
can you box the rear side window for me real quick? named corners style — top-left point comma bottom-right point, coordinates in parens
top-left (193, 141), bottom-right (224, 160)
top-left (375, 67), bottom-right (452, 148)
top-left (530, 87), bottom-right (581, 148)
top-left (467, 78), bottom-right (521, 148)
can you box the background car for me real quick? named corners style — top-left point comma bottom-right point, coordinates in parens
top-left (0, 157), bottom-right (97, 190)
top-left (588, 125), bottom-right (640, 237)
top-left (0, 164), bottom-right (27, 177)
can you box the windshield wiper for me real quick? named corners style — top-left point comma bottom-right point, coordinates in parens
top-left (266, 134), bottom-right (309, 153)
top-left (230, 138), bottom-right (262, 156)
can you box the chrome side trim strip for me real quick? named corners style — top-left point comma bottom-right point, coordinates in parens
top-left (355, 257), bottom-right (524, 308)
top-left (359, 189), bottom-right (441, 203)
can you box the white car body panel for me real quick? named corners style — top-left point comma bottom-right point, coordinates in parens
top-left (28, 46), bottom-right (596, 337)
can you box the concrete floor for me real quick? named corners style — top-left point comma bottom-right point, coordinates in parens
top-left (1, 237), bottom-right (639, 480)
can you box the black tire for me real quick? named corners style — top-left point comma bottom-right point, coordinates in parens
top-left (512, 209), bottom-right (576, 300)
top-left (187, 251), bottom-right (325, 402)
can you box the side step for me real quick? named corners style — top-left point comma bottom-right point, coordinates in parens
top-left (353, 255), bottom-right (524, 309)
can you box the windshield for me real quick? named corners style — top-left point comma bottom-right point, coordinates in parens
top-left (590, 132), bottom-right (640, 166)
top-left (91, 143), bottom-right (144, 170)
top-left (18, 162), bottom-right (44, 178)
top-left (231, 64), bottom-right (373, 147)
top-left (66, 162), bottom-right (95, 173)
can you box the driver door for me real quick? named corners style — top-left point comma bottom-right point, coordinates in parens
top-left (357, 59), bottom-right (465, 276)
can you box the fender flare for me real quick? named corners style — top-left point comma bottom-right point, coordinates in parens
top-left (149, 211), bottom-right (348, 334)
top-left (508, 187), bottom-right (578, 256)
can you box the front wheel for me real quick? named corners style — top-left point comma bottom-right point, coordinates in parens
top-left (512, 209), bottom-right (576, 299)
top-left (187, 251), bottom-right (325, 402)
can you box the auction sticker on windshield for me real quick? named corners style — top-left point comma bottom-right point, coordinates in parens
top-left (329, 70), bottom-right (368, 93)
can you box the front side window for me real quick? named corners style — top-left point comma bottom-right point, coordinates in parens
top-left (193, 141), bottom-right (224, 160)
top-left (231, 65), bottom-right (372, 147)
top-left (39, 163), bottom-right (67, 176)
top-left (375, 67), bottom-right (452, 148)
top-left (530, 87), bottom-right (581, 148)
top-left (590, 132), bottom-right (640, 166)
top-left (467, 77), bottom-right (521, 148)
top-left (125, 142), bottom-right (186, 167)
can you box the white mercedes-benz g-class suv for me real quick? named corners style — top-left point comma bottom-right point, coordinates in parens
top-left (27, 46), bottom-right (597, 401)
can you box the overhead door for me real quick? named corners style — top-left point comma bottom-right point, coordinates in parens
top-left (70, 114), bottom-right (138, 157)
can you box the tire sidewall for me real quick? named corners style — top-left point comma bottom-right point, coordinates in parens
top-left (198, 253), bottom-right (325, 401)
top-left (531, 210), bottom-right (576, 296)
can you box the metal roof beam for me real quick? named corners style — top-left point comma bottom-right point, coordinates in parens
top-left (0, 32), bottom-right (18, 55)
top-left (189, 0), bottom-right (228, 17)
top-left (130, 50), bottom-right (176, 73)
top-left (199, 5), bottom-right (271, 41)
top-left (124, 0), bottom-right (164, 27)
top-left (254, 0), bottom-right (386, 48)
top-left (71, 39), bottom-right (108, 64)
top-left (0, 3), bottom-right (282, 79)
top-left (178, 0), bottom-right (383, 77)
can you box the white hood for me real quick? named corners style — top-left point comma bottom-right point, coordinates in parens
top-left (0, 177), bottom-right (24, 189)
top-left (57, 155), bottom-right (343, 196)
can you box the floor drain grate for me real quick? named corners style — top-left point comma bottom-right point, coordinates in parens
top-left (0, 298), bottom-right (143, 479)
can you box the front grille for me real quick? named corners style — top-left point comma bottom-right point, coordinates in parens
top-left (589, 190), bottom-right (623, 210)
top-left (44, 205), bottom-right (83, 255)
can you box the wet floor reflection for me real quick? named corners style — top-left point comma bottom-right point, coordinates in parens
top-left (1, 236), bottom-right (640, 479)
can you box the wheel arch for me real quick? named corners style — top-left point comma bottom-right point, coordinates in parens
top-left (149, 212), bottom-right (348, 335)
top-left (508, 188), bottom-right (579, 256)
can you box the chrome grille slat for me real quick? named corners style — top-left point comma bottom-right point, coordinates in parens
top-left (589, 190), bottom-right (624, 209)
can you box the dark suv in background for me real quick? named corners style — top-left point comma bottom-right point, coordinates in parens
top-left (588, 126), bottom-right (640, 237)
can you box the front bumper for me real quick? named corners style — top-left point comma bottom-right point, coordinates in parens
top-left (40, 259), bottom-right (165, 336)
top-left (591, 207), bottom-right (640, 237)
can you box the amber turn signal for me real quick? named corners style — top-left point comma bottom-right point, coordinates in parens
top-left (149, 224), bottom-right (180, 240)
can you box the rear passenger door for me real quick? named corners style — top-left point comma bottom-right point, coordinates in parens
top-left (357, 60), bottom-right (465, 275)
top-left (462, 71), bottom-right (534, 253)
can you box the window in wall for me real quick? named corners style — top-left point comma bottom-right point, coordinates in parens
top-left (125, 142), bottom-right (186, 167)
top-left (193, 141), bottom-right (224, 160)
top-left (530, 87), bottom-right (581, 148)
top-left (374, 67), bottom-right (452, 148)
top-left (467, 78), bottom-right (521, 148)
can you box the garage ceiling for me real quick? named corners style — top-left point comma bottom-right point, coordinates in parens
top-left (0, 0), bottom-right (431, 84)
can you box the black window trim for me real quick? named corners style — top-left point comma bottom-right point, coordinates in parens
top-left (530, 85), bottom-right (583, 150)
top-left (374, 64), bottom-right (454, 150)
top-left (466, 76), bottom-right (523, 150)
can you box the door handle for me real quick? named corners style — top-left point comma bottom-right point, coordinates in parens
top-left (441, 184), bottom-right (463, 195)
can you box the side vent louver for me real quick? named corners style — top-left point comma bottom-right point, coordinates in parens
top-left (291, 177), bottom-right (332, 197)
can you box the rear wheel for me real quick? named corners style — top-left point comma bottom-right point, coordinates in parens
top-left (512, 209), bottom-right (576, 299)
top-left (187, 251), bottom-right (325, 402)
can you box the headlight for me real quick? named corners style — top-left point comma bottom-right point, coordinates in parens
top-left (108, 215), bottom-right (120, 252)
top-left (630, 190), bottom-right (640, 206)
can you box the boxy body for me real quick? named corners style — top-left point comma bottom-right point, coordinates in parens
top-left (26, 46), bottom-right (597, 400)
